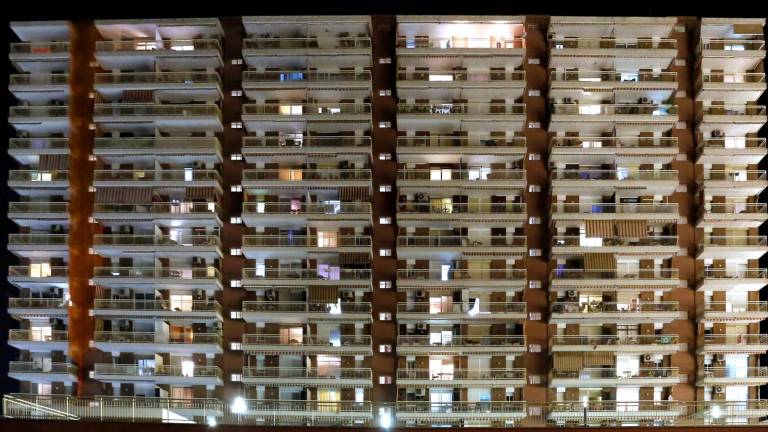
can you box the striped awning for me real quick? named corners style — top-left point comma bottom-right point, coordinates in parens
top-left (553, 352), bottom-right (583, 371)
top-left (185, 186), bottom-right (217, 201)
top-left (95, 186), bottom-right (153, 203)
top-left (340, 186), bottom-right (369, 201)
top-left (39, 154), bottom-right (69, 170)
top-left (585, 220), bottom-right (614, 238)
top-left (308, 285), bottom-right (339, 303)
top-left (339, 253), bottom-right (370, 265)
top-left (584, 351), bottom-right (614, 366)
top-left (584, 253), bottom-right (616, 271)
top-left (123, 90), bottom-right (155, 103)
top-left (615, 220), bottom-right (647, 238)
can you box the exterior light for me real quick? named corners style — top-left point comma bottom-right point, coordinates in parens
top-left (711, 405), bottom-right (721, 419)
top-left (207, 417), bottom-right (217, 427)
top-left (231, 396), bottom-right (247, 414)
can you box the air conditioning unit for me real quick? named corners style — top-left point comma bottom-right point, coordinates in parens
top-left (715, 354), bottom-right (725, 362)
top-left (342, 291), bottom-right (354, 299)
top-left (265, 289), bottom-right (276, 299)
top-left (414, 389), bottom-right (426, 397)
top-left (566, 290), bottom-right (577, 298)
top-left (415, 193), bottom-right (426, 202)
top-left (715, 385), bottom-right (724, 394)
top-left (712, 130), bottom-right (724, 137)
top-left (192, 257), bottom-right (203, 266)
top-left (563, 97), bottom-right (573, 104)
top-left (416, 323), bottom-right (428, 331)
top-left (416, 290), bottom-right (426, 298)
top-left (643, 354), bottom-right (652, 362)
top-left (639, 97), bottom-right (649, 104)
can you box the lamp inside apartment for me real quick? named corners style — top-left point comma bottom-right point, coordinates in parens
top-left (231, 396), bottom-right (247, 414)
top-left (711, 404), bottom-right (722, 419)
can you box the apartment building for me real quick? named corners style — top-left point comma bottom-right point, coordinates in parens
top-left (3, 14), bottom-right (766, 429)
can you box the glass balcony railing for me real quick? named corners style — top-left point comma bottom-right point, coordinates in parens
top-left (242, 135), bottom-right (371, 149)
top-left (699, 137), bottom-right (766, 149)
top-left (398, 135), bottom-right (526, 148)
top-left (242, 367), bottom-right (371, 380)
top-left (93, 364), bottom-right (222, 379)
top-left (398, 169), bottom-right (525, 181)
top-left (8, 170), bottom-right (69, 183)
top-left (551, 268), bottom-right (679, 280)
top-left (93, 299), bottom-right (221, 313)
top-left (398, 202), bottom-right (525, 215)
top-left (397, 302), bottom-right (526, 314)
top-left (93, 169), bottom-right (221, 183)
top-left (398, 102), bottom-right (525, 115)
top-left (242, 268), bottom-right (371, 281)
top-left (699, 268), bottom-right (767, 280)
top-left (552, 103), bottom-right (678, 116)
top-left (553, 367), bottom-right (680, 380)
top-left (8, 362), bottom-right (76, 375)
top-left (8, 202), bottom-right (68, 213)
top-left (703, 334), bottom-right (768, 345)
top-left (8, 265), bottom-right (68, 278)
top-left (399, 69), bottom-right (525, 81)
top-left (397, 268), bottom-right (526, 281)
top-left (700, 367), bottom-right (768, 379)
top-left (550, 400), bottom-right (680, 413)
top-left (242, 201), bottom-right (370, 215)
top-left (551, 169), bottom-right (678, 181)
top-left (702, 302), bottom-right (768, 313)
top-left (397, 36), bottom-right (525, 50)
top-left (8, 298), bottom-right (68, 309)
top-left (551, 301), bottom-right (680, 313)
top-left (397, 368), bottom-right (526, 381)
top-left (9, 106), bottom-right (68, 118)
top-left (9, 42), bottom-right (70, 55)
top-left (550, 38), bottom-right (677, 50)
top-left (550, 136), bottom-right (678, 149)
top-left (242, 334), bottom-right (371, 348)
top-left (95, 39), bottom-right (222, 53)
top-left (8, 234), bottom-right (68, 246)
top-left (8, 137), bottom-right (69, 151)
top-left (93, 331), bottom-right (221, 345)
top-left (243, 37), bottom-right (371, 49)
top-left (242, 103), bottom-right (370, 115)
top-left (94, 71), bottom-right (221, 86)
top-left (551, 334), bottom-right (680, 347)
top-left (701, 72), bottom-right (766, 84)
top-left (551, 70), bottom-right (677, 83)
top-left (242, 235), bottom-right (371, 248)
top-left (552, 236), bottom-right (678, 247)
top-left (93, 104), bottom-right (221, 118)
top-left (9, 73), bottom-right (69, 86)
top-left (8, 329), bottom-right (68, 342)
top-left (396, 401), bottom-right (526, 415)
top-left (93, 266), bottom-right (220, 281)
top-left (93, 202), bottom-right (218, 215)
top-left (703, 203), bottom-right (767, 214)
top-left (242, 169), bottom-right (371, 181)
top-left (702, 170), bottom-right (767, 181)
top-left (94, 137), bottom-right (221, 152)
top-left (700, 235), bottom-right (767, 247)
top-left (700, 104), bottom-right (767, 116)
top-left (243, 70), bottom-right (370, 83)
top-left (398, 235), bottom-right (526, 248)
top-left (700, 39), bottom-right (765, 52)
top-left (551, 202), bottom-right (678, 215)
top-left (242, 301), bottom-right (371, 314)
top-left (93, 234), bottom-right (221, 247)
top-left (398, 335), bottom-right (526, 348)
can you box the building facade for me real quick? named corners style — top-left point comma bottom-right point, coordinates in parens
top-left (4, 15), bottom-right (767, 428)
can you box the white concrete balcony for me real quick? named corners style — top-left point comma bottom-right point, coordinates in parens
top-left (8, 234), bottom-right (68, 258)
top-left (396, 368), bottom-right (526, 387)
top-left (7, 297), bottom-right (69, 319)
top-left (9, 74), bottom-right (69, 104)
top-left (550, 70), bottom-right (677, 94)
top-left (8, 138), bottom-right (68, 164)
top-left (397, 136), bottom-right (527, 161)
top-left (397, 169), bottom-right (526, 193)
top-left (548, 400), bottom-right (682, 423)
top-left (92, 364), bottom-right (223, 386)
top-left (694, 400), bottom-right (768, 422)
top-left (396, 36), bottom-right (525, 56)
top-left (697, 104), bottom-right (767, 136)
top-left (95, 39), bottom-right (223, 71)
top-left (397, 235), bottom-right (527, 259)
top-left (696, 268), bottom-right (768, 292)
top-left (93, 234), bottom-right (222, 258)
top-left (699, 38), bottom-right (765, 60)
top-left (92, 331), bottom-right (223, 355)
top-left (697, 72), bottom-right (766, 103)
top-left (9, 105), bottom-right (69, 136)
top-left (241, 234), bottom-right (371, 259)
top-left (93, 202), bottom-right (221, 227)
top-left (93, 104), bottom-right (223, 132)
top-left (242, 168), bottom-right (371, 191)
top-left (241, 103), bottom-right (371, 132)
top-left (550, 334), bottom-right (685, 354)
top-left (93, 169), bottom-right (221, 190)
top-left (242, 135), bottom-right (371, 159)
top-left (696, 137), bottom-right (767, 165)
top-left (8, 362), bottom-right (77, 384)
top-left (550, 103), bottom-right (678, 134)
top-left (397, 70), bottom-right (525, 100)
top-left (397, 301), bottom-right (526, 323)
top-left (697, 367), bottom-right (768, 387)
top-left (242, 70), bottom-right (371, 98)
top-left (550, 301), bottom-right (685, 324)
top-left (241, 367), bottom-right (372, 387)
top-left (241, 301), bottom-right (371, 323)
top-left (550, 367), bottom-right (684, 388)
top-left (234, 399), bottom-right (373, 424)
top-left (698, 334), bottom-right (768, 355)
top-left (551, 236), bottom-right (680, 258)
top-left (92, 266), bottom-right (222, 291)
top-left (697, 203), bottom-right (768, 228)
top-left (7, 170), bottom-right (68, 196)
top-left (396, 268), bottom-right (527, 290)
top-left (549, 136), bottom-right (678, 165)
top-left (92, 299), bottom-right (222, 321)
top-left (7, 265), bottom-right (68, 289)
top-left (698, 301), bottom-right (768, 324)
top-left (94, 72), bottom-right (222, 100)
top-left (94, 137), bottom-right (222, 161)
top-left (396, 401), bottom-right (527, 424)
top-left (551, 202), bottom-right (680, 224)
top-left (242, 268), bottom-right (371, 289)
top-left (550, 169), bottom-right (678, 196)
top-left (697, 235), bottom-right (768, 260)
top-left (242, 37), bottom-right (372, 65)
top-left (550, 268), bottom-right (682, 293)
top-left (397, 202), bottom-right (526, 227)
top-left (8, 202), bottom-right (69, 226)
top-left (242, 334), bottom-right (372, 355)
top-left (8, 329), bottom-right (68, 352)
top-left (397, 335), bottom-right (526, 355)
top-left (397, 102), bottom-right (526, 131)
top-left (549, 38), bottom-right (677, 69)
top-left (9, 42), bottom-right (70, 73)
top-left (699, 170), bottom-right (768, 196)
top-left (242, 202), bottom-right (371, 227)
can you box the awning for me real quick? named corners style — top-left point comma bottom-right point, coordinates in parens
top-left (585, 220), bottom-right (614, 238)
top-left (584, 253), bottom-right (616, 271)
top-left (39, 154), bottom-right (69, 170)
top-left (616, 220), bottom-right (648, 238)
top-left (340, 186), bottom-right (369, 201)
top-left (339, 252), bottom-right (370, 265)
top-left (584, 351), bottom-right (614, 367)
top-left (308, 285), bottom-right (339, 303)
top-left (185, 186), bottom-right (217, 201)
top-left (553, 352), bottom-right (583, 371)
top-left (123, 90), bottom-right (155, 103)
top-left (95, 187), bottom-right (153, 203)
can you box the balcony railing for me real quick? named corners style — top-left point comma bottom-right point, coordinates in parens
top-left (398, 135), bottom-right (526, 148)
top-left (242, 301), bottom-right (371, 314)
top-left (8, 329), bottom-right (68, 342)
top-left (94, 71), bottom-right (221, 85)
top-left (93, 104), bottom-right (221, 118)
top-left (552, 103), bottom-right (678, 116)
top-left (551, 136), bottom-right (678, 149)
top-left (550, 70), bottom-right (677, 83)
top-left (242, 334), bottom-right (371, 348)
top-left (93, 331), bottom-right (221, 345)
top-left (398, 202), bottom-right (525, 215)
top-left (9, 106), bottom-right (68, 118)
top-left (9, 74), bottom-right (69, 86)
top-left (700, 235), bottom-right (768, 246)
top-left (701, 72), bottom-right (766, 84)
top-left (242, 103), bottom-right (371, 115)
top-left (242, 201), bottom-right (371, 215)
top-left (93, 234), bottom-right (221, 247)
top-left (699, 268), bottom-right (767, 280)
top-left (242, 135), bottom-right (371, 149)
top-left (552, 268), bottom-right (679, 280)
top-left (8, 234), bottom-right (68, 246)
top-left (8, 170), bottom-right (69, 183)
top-left (243, 37), bottom-right (371, 49)
top-left (398, 169), bottom-right (525, 181)
top-left (398, 235), bottom-right (526, 248)
top-left (396, 401), bottom-right (526, 414)
top-left (700, 367), bottom-right (768, 379)
top-left (8, 298), bottom-right (68, 309)
top-left (550, 38), bottom-right (677, 50)
top-left (243, 70), bottom-right (371, 83)
top-left (702, 203), bottom-right (767, 214)
top-left (398, 69), bottom-right (525, 81)
top-left (702, 170), bottom-right (767, 181)
top-left (93, 299), bottom-right (221, 313)
top-left (93, 364), bottom-right (222, 379)
top-left (398, 102), bottom-right (525, 115)
top-left (551, 334), bottom-right (680, 347)
top-left (96, 39), bottom-right (222, 53)
top-left (700, 39), bottom-right (765, 51)
top-left (8, 202), bottom-right (68, 213)
top-left (9, 42), bottom-right (70, 55)
top-left (242, 235), bottom-right (371, 247)
top-left (703, 334), bottom-right (768, 345)
top-left (397, 36), bottom-right (525, 50)
top-left (551, 301), bottom-right (680, 313)
top-left (397, 368), bottom-right (525, 380)
top-left (700, 104), bottom-right (767, 116)
top-left (398, 335), bottom-right (526, 348)
top-left (93, 169), bottom-right (221, 183)
top-left (94, 137), bottom-right (221, 152)
top-left (702, 301), bottom-right (768, 313)
top-left (93, 202), bottom-right (218, 215)
top-left (8, 362), bottom-right (76, 375)
top-left (8, 265), bottom-right (68, 278)
top-left (552, 236), bottom-right (678, 247)
top-left (8, 138), bottom-right (69, 151)
top-left (553, 367), bottom-right (680, 380)
top-left (397, 268), bottom-right (526, 281)
top-left (397, 302), bottom-right (526, 314)
top-left (242, 268), bottom-right (371, 281)
top-left (242, 367), bottom-right (371, 379)
top-left (242, 169), bottom-right (371, 181)
top-left (549, 400), bottom-right (680, 414)
top-left (699, 137), bottom-right (766, 149)
top-left (551, 202), bottom-right (678, 215)
top-left (93, 266), bottom-right (220, 280)
top-left (551, 169), bottom-right (678, 181)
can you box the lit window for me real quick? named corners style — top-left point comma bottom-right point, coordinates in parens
top-left (181, 361), bottom-right (195, 377)
top-left (620, 73), bottom-right (639, 82)
top-left (379, 184), bottom-right (392, 192)
top-left (30, 263), bottom-right (51, 278)
top-left (231, 374), bottom-right (242, 382)
top-left (230, 216), bottom-right (242, 224)
top-left (279, 105), bottom-right (303, 115)
top-left (230, 153), bottom-right (243, 161)
top-left (230, 342), bottom-right (242, 351)
top-left (231, 185), bottom-right (242, 192)
top-left (230, 311), bottom-right (242, 319)
top-left (32, 172), bottom-right (52, 182)
top-left (170, 294), bottom-right (193, 311)
top-left (429, 74), bottom-right (453, 81)
top-left (317, 231), bottom-right (338, 248)
top-left (230, 248), bottom-right (242, 256)
top-left (578, 105), bottom-right (602, 115)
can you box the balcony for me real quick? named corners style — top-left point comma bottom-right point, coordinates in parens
top-left (551, 334), bottom-right (685, 354)
top-left (92, 331), bottom-right (223, 355)
top-left (242, 37), bottom-right (372, 65)
top-left (549, 38), bottom-right (677, 68)
top-left (241, 301), bottom-right (371, 323)
top-left (9, 74), bottom-right (69, 104)
top-left (697, 138), bottom-right (767, 165)
top-left (397, 169), bottom-right (526, 191)
top-left (697, 72), bottom-right (766, 102)
top-left (242, 268), bottom-right (371, 289)
top-left (95, 39), bottom-right (223, 70)
top-left (93, 202), bottom-right (221, 226)
top-left (550, 301), bottom-right (685, 324)
top-left (697, 367), bottom-right (768, 387)
top-left (697, 235), bottom-right (768, 260)
top-left (241, 135), bottom-right (371, 158)
top-left (397, 202), bottom-right (526, 226)
top-left (241, 334), bottom-right (372, 355)
top-left (550, 367), bottom-right (684, 387)
top-left (8, 106), bottom-right (69, 135)
top-left (92, 364), bottom-right (223, 386)
top-left (8, 234), bottom-right (68, 258)
top-left (92, 234), bottom-right (222, 257)
top-left (397, 235), bottom-right (527, 259)
top-left (396, 368), bottom-right (526, 387)
top-left (242, 70), bottom-right (371, 94)
top-left (397, 301), bottom-right (526, 323)
top-left (241, 367), bottom-right (372, 387)
top-left (698, 301), bottom-right (768, 323)
top-left (8, 329), bottom-right (69, 352)
top-left (397, 335), bottom-right (526, 355)
top-left (550, 169), bottom-right (679, 196)
top-left (549, 104), bottom-right (678, 134)
top-left (396, 401), bottom-right (527, 424)
top-left (92, 266), bottom-right (221, 291)
top-left (92, 299), bottom-right (222, 321)
top-left (8, 265), bottom-right (68, 288)
top-left (241, 202), bottom-right (371, 226)
top-left (699, 170), bottom-right (768, 196)
top-left (8, 202), bottom-right (69, 223)
top-left (397, 102), bottom-right (526, 131)
top-left (697, 104), bottom-right (767, 136)
top-left (241, 235), bottom-right (371, 258)
top-left (241, 103), bottom-right (371, 131)
top-left (549, 136), bottom-right (679, 164)
top-left (397, 69), bottom-right (525, 90)
top-left (549, 400), bottom-right (682, 423)
top-left (8, 138), bottom-right (68, 163)
top-left (232, 399), bottom-right (373, 425)
top-left (94, 137), bottom-right (222, 159)
top-left (9, 42), bottom-right (70, 72)
top-left (8, 362), bottom-right (77, 383)
top-left (94, 72), bottom-right (222, 99)
top-left (242, 168), bottom-right (371, 190)
top-left (696, 268), bottom-right (768, 292)
top-left (7, 170), bottom-right (69, 194)
top-left (550, 268), bottom-right (682, 293)
top-left (93, 104), bottom-right (223, 132)
top-left (699, 39), bottom-right (765, 58)
top-left (551, 202), bottom-right (680, 224)
top-left (93, 169), bottom-right (221, 189)
top-left (698, 203), bottom-right (768, 228)
top-left (396, 36), bottom-right (525, 56)
top-left (7, 297), bottom-right (69, 318)
top-left (551, 236), bottom-right (680, 258)
top-left (397, 268), bottom-right (526, 290)
top-left (550, 70), bottom-right (677, 92)
top-left (699, 334), bottom-right (768, 355)
top-left (397, 135), bottom-right (526, 159)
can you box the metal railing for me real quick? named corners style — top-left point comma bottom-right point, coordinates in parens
top-left (93, 234), bottom-right (221, 247)
top-left (243, 70), bottom-right (370, 82)
top-left (699, 235), bottom-right (768, 246)
top-left (552, 103), bottom-right (678, 116)
top-left (8, 265), bottom-right (68, 278)
top-left (8, 137), bottom-right (69, 151)
top-left (9, 106), bottom-right (68, 118)
top-left (553, 367), bottom-right (680, 380)
top-left (700, 367), bottom-right (768, 379)
top-left (242, 135), bottom-right (371, 148)
top-left (242, 102), bottom-right (371, 115)
top-left (702, 203), bottom-right (767, 214)
top-left (552, 236), bottom-right (678, 247)
top-left (242, 168), bottom-right (371, 181)
top-left (94, 136), bottom-right (221, 151)
top-left (398, 235), bottom-right (526, 248)
top-left (398, 102), bottom-right (525, 115)
top-left (242, 301), bottom-right (371, 313)
top-left (93, 331), bottom-right (221, 345)
top-left (243, 37), bottom-right (371, 49)
top-left (550, 38), bottom-right (677, 50)
top-left (701, 72), bottom-right (766, 84)
top-left (242, 367), bottom-right (371, 379)
top-left (551, 334), bottom-right (680, 346)
top-left (93, 299), bottom-right (221, 313)
top-left (701, 170), bottom-right (767, 181)
top-left (699, 268), bottom-right (767, 279)
top-left (702, 301), bottom-right (768, 313)
top-left (397, 302), bottom-right (526, 314)
top-left (8, 298), bottom-right (68, 309)
top-left (8, 202), bottom-right (68, 213)
top-left (398, 69), bottom-right (525, 81)
top-left (398, 335), bottom-right (526, 347)
top-left (94, 71), bottom-right (221, 85)
top-left (8, 329), bottom-right (68, 342)
top-left (8, 234), bottom-right (68, 246)
top-left (93, 266), bottom-right (220, 280)
top-left (96, 39), bottom-right (221, 52)
top-left (93, 104), bottom-right (222, 117)
top-left (703, 334), bottom-right (768, 345)
top-left (700, 104), bottom-right (767, 116)
top-left (551, 70), bottom-right (677, 83)
top-left (242, 235), bottom-right (371, 247)
top-left (9, 42), bottom-right (70, 54)
top-left (398, 135), bottom-right (526, 148)
top-left (396, 400), bottom-right (526, 414)
top-left (10, 74), bottom-right (69, 85)
top-left (700, 39), bottom-right (765, 51)
top-left (242, 268), bottom-right (371, 280)
top-left (699, 137), bottom-right (766, 149)
top-left (398, 168), bottom-right (525, 181)
top-left (551, 136), bottom-right (678, 149)
top-left (242, 201), bottom-right (370, 215)
top-left (397, 36), bottom-right (525, 49)
top-left (397, 368), bottom-right (526, 380)
top-left (93, 169), bottom-right (221, 182)
top-left (8, 362), bottom-right (76, 375)
top-left (242, 334), bottom-right (371, 347)
top-left (398, 202), bottom-right (525, 215)
top-left (397, 268), bottom-right (526, 280)
top-left (8, 170), bottom-right (69, 183)
top-left (551, 268), bottom-right (679, 280)
top-left (551, 202), bottom-right (678, 214)
top-left (93, 202), bottom-right (218, 215)
top-left (93, 364), bottom-right (222, 379)
top-left (551, 169), bottom-right (678, 180)
top-left (551, 301), bottom-right (680, 313)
